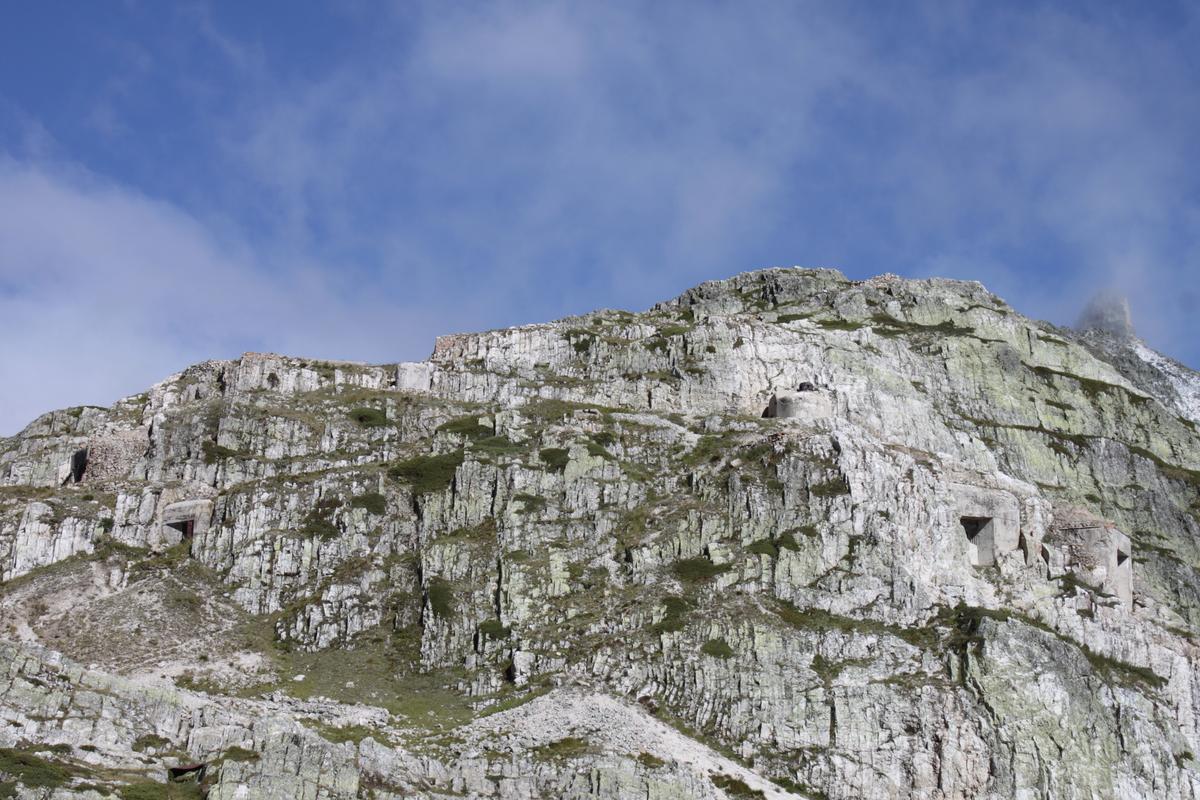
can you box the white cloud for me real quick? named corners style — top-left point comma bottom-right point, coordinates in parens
top-left (4, 2), bottom-right (1199, 434)
top-left (0, 160), bottom-right (446, 434)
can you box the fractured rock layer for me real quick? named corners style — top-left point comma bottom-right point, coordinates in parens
top-left (1, 267), bottom-right (1199, 799)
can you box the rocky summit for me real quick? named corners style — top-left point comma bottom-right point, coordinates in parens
top-left (2, 267), bottom-right (1200, 800)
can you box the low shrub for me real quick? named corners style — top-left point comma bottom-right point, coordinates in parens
top-left (539, 448), bottom-right (570, 472)
top-left (388, 450), bottom-right (464, 494)
top-left (0, 748), bottom-right (75, 789)
top-left (701, 638), bottom-right (735, 659)
top-left (478, 619), bottom-right (512, 640)
top-left (427, 578), bottom-right (454, 618)
top-left (348, 407), bottom-right (387, 428)
top-left (711, 773), bottom-right (765, 799)
top-left (654, 596), bottom-right (693, 633)
top-left (437, 416), bottom-right (493, 438)
top-left (536, 736), bottom-right (589, 759)
top-left (350, 492), bottom-right (387, 515)
top-left (512, 493), bottom-right (547, 514)
top-left (673, 558), bottom-right (730, 583)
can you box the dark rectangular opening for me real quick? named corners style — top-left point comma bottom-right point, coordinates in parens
top-left (960, 517), bottom-right (989, 542)
top-left (62, 448), bottom-right (88, 485)
top-left (166, 519), bottom-right (196, 541)
top-left (960, 516), bottom-right (995, 567)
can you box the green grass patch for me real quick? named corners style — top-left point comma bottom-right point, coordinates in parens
top-left (536, 736), bottom-right (590, 760)
top-left (654, 596), bottom-right (693, 633)
top-left (521, 398), bottom-right (617, 423)
top-left (348, 407), bottom-right (388, 428)
top-left (512, 492), bottom-right (547, 514)
top-left (437, 416), bottom-right (493, 438)
top-left (388, 450), bottom-right (464, 494)
top-left (201, 441), bottom-right (241, 464)
top-left (673, 557), bottom-right (731, 583)
top-left (868, 315), bottom-right (975, 339)
top-left (776, 530), bottom-right (805, 551)
top-left (567, 330), bottom-right (596, 354)
top-left (701, 638), bottom-right (735, 659)
top-left (1082, 646), bottom-right (1167, 691)
top-left (816, 318), bottom-right (864, 332)
top-left (478, 619), bottom-right (512, 640)
top-left (585, 440), bottom-right (614, 460)
top-left (0, 748), bottom-right (77, 790)
top-left (809, 476), bottom-right (849, 497)
top-left (473, 435), bottom-right (525, 457)
top-left (747, 539), bottom-right (778, 557)
top-left (712, 773), bottom-right (765, 799)
top-left (684, 434), bottom-right (732, 467)
top-left (350, 492), bottom-right (387, 515)
top-left (257, 629), bottom-right (476, 730)
top-left (427, 578), bottom-right (455, 618)
top-left (439, 518), bottom-right (497, 545)
top-left (119, 781), bottom-right (204, 799)
top-left (131, 734), bottom-right (171, 753)
top-left (220, 746), bottom-right (260, 763)
top-left (643, 337), bottom-right (669, 353)
top-left (592, 430), bottom-right (616, 447)
top-left (302, 721), bottom-right (380, 745)
top-left (300, 496), bottom-right (341, 541)
top-left (479, 685), bottom-right (554, 717)
top-left (539, 447), bottom-right (570, 472)
top-left (774, 600), bottom-right (936, 649)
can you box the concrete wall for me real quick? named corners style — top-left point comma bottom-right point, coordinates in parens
top-left (950, 483), bottom-right (1021, 566)
top-left (766, 391), bottom-right (834, 423)
top-left (160, 499), bottom-right (214, 547)
top-left (1047, 526), bottom-right (1132, 607)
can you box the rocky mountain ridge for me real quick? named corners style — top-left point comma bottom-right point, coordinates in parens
top-left (1, 266), bottom-right (1199, 799)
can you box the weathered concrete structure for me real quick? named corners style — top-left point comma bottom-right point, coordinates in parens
top-left (161, 499), bottom-right (214, 547)
top-left (765, 389), bottom-right (833, 423)
top-left (951, 483), bottom-right (1020, 566)
top-left (59, 448), bottom-right (88, 485)
top-left (1045, 524), bottom-right (1133, 607)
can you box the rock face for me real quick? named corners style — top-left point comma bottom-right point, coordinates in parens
top-left (1, 267), bottom-right (1199, 799)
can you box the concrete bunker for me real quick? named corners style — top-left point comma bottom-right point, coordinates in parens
top-left (70, 448), bottom-right (88, 483)
top-left (168, 763), bottom-right (207, 783)
top-left (951, 483), bottom-right (1020, 567)
top-left (1044, 523), bottom-right (1133, 607)
top-left (960, 517), bottom-right (995, 567)
top-left (161, 499), bottom-right (214, 548)
top-left (58, 448), bottom-right (89, 485)
top-left (764, 384), bottom-right (833, 422)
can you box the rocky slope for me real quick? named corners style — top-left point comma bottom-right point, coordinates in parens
top-left (1, 267), bottom-right (1199, 799)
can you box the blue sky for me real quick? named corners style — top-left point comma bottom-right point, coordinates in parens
top-left (2, 1), bottom-right (1198, 434)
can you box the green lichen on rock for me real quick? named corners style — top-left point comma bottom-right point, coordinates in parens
top-left (2, 267), bottom-right (1200, 800)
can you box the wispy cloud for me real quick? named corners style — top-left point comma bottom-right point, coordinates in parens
top-left (1, 1), bottom-right (1198, 433)
top-left (0, 159), bottom-right (446, 432)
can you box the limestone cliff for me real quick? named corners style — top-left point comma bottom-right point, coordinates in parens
top-left (2, 267), bottom-right (1199, 799)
